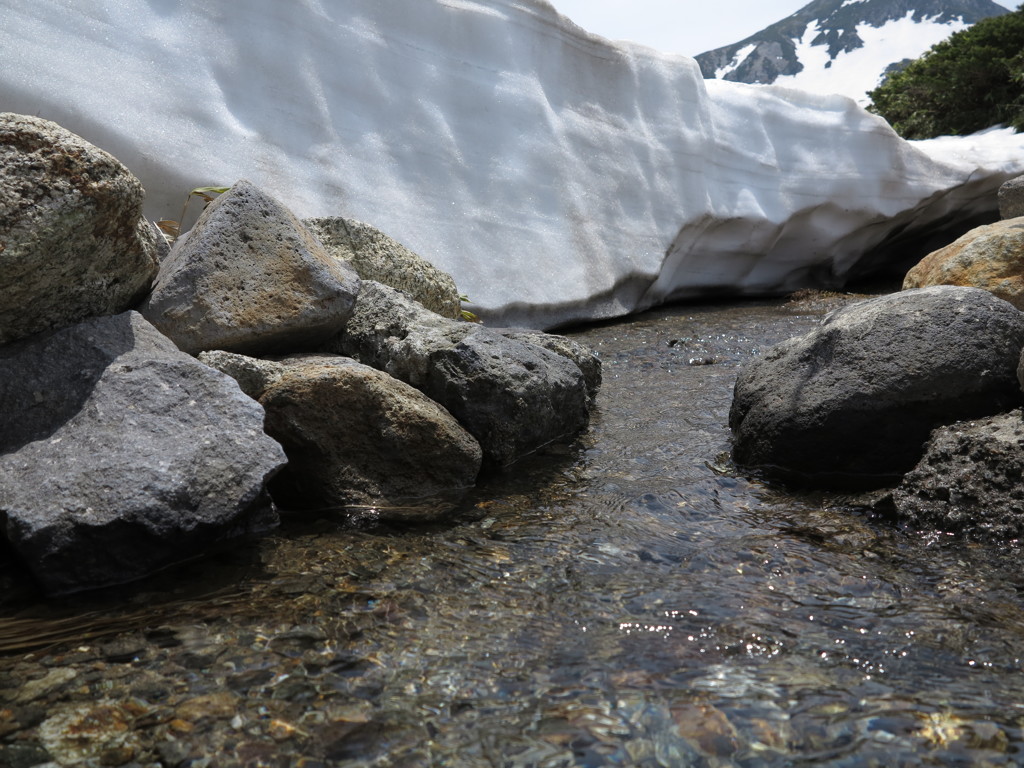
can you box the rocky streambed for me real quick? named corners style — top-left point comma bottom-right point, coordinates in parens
top-left (4, 294), bottom-right (1024, 767)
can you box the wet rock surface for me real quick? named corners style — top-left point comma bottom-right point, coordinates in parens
top-left (0, 311), bottom-right (287, 595)
top-left (0, 112), bottom-right (159, 345)
top-left (3, 298), bottom-right (1024, 767)
top-left (730, 286), bottom-right (1024, 486)
top-left (894, 409), bottom-right (1024, 542)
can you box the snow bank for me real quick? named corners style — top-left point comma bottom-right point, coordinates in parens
top-left (2, 0), bottom-right (1022, 329)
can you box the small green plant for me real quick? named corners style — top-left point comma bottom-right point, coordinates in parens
top-left (459, 294), bottom-right (479, 323)
top-left (156, 185), bottom-right (231, 244)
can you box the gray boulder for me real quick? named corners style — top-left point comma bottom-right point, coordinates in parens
top-left (0, 312), bottom-right (287, 595)
top-left (730, 286), bottom-right (1024, 487)
top-left (495, 329), bottom-right (602, 402)
top-left (999, 175), bottom-right (1024, 220)
top-left (140, 180), bottom-right (360, 355)
top-left (304, 216), bottom-right (461, 319)
top-left (200, 350), bottom-right (482, 510)
top-left (0, 113), bottom-right (160, 345)
top-left (261, 355), bottom-right (481, 511)
top-left (894, 410), bottom-right (1024, 542)
top-left (324, 281), bottom-right (592, 466)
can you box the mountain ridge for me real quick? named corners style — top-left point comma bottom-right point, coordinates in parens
top-left (696, 0), bottom-right (1009, 102)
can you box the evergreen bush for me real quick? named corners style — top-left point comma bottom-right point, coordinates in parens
top-left (867, 5), bottom-right (1024, 139)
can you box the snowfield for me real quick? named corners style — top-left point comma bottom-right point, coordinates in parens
top-left (773, 11), bottom-right (971, 105)
top-left (2, 0), bottom-right (1023, 328)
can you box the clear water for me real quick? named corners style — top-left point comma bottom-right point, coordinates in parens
top-left (4, 298), bottom-right (1024, 767)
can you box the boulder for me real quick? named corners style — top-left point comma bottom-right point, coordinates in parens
top-left (495, 329), bottom-right (602, 402)
top-left (200, 350), bottom-right (482, 509)
top-left (903, 218), bottom-right (1024, 309)
top-left (324, 281), bottom-right (592, 466)
top-left (261, 355), bottom-right (482, 511)
top-left (729, 287), bottom-right (1024, 487)
top-left (999, 175), bottom-right (1024, 220)
top-left (0, 312), bottom-right (287, 595)
top-left (140, 180), bottom-right (360, 355)
top-left (894, 410), bottom-right (1024, 542)
top-left (304, 216), bottom-right (461, 319)
top-left (0, 113), bottom-right (160, 345)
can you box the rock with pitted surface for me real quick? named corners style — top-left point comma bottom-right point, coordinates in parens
top-left (894, 410), bottom-right (1024, 542)
top-left (324, 281), bottom-right (592, 467)
top-left (730, 286), bottom-right (1024, 487)
top-left (903, 218), bottom-right (1024, 309)
top-left (200, 350), bottom-right (482, 510)
top-left (261, 355), bottom-right (482, 511)
top-left (304, 216), bottom-right (461, 319)
top-left (495, 328), bottom-right (602, 402)
top-left (0, 113), bottom-right (160, 345)
top-left (0, 311), bottom-right (287, 595)
top-left (140, 180), bottom-right (360, 355)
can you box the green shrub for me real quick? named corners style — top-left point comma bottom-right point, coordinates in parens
top-left (867, 6), bottom-right (1024, 139)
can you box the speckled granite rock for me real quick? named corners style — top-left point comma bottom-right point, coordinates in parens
top-left (0, 113), bottom-right (159, 345)
top-left (999, 175), bottom-right (1024, 220)
top-left (304, 216), bottom-right (460, 319)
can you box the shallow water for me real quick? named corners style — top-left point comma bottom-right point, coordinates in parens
top-left (4, 298), bottom-right (1024, 767)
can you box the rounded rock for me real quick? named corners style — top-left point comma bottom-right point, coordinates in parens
top-left (729, 286), bottom-right (1024, 486)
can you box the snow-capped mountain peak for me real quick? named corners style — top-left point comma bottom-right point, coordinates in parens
top-left (696, 0), bottom-right (1008, 104)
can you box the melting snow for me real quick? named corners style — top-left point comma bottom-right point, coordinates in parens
top-left (0, 0), bottom-right (1020, 328)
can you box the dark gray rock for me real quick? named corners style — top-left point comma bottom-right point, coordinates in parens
top-left (495, 329), bottom-right (602, 402)
top-left (894, 410), bottom-right (1024, 542)
top-left (140, 180), bottom-right (360, 355)
top-left (730, 286), bottom-right (1024, 487)
top-left (257, 354), bottom-right (482, 511)
top-left (998, 175), bottom-right (1024, 220)
top-left (0, 312), bottom-right (287, 595)
top-left (323, 281), bottom-right (592, 466)
top-left (0, 113), bottom-right (160, 346)
top-left (304, 216), bottom-right (461, 319)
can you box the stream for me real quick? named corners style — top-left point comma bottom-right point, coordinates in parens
top-left (2, 295), bottom-right (1024, 767)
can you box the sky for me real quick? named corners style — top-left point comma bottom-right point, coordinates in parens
top-left (548, 0), bottom-right (1019, 58)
